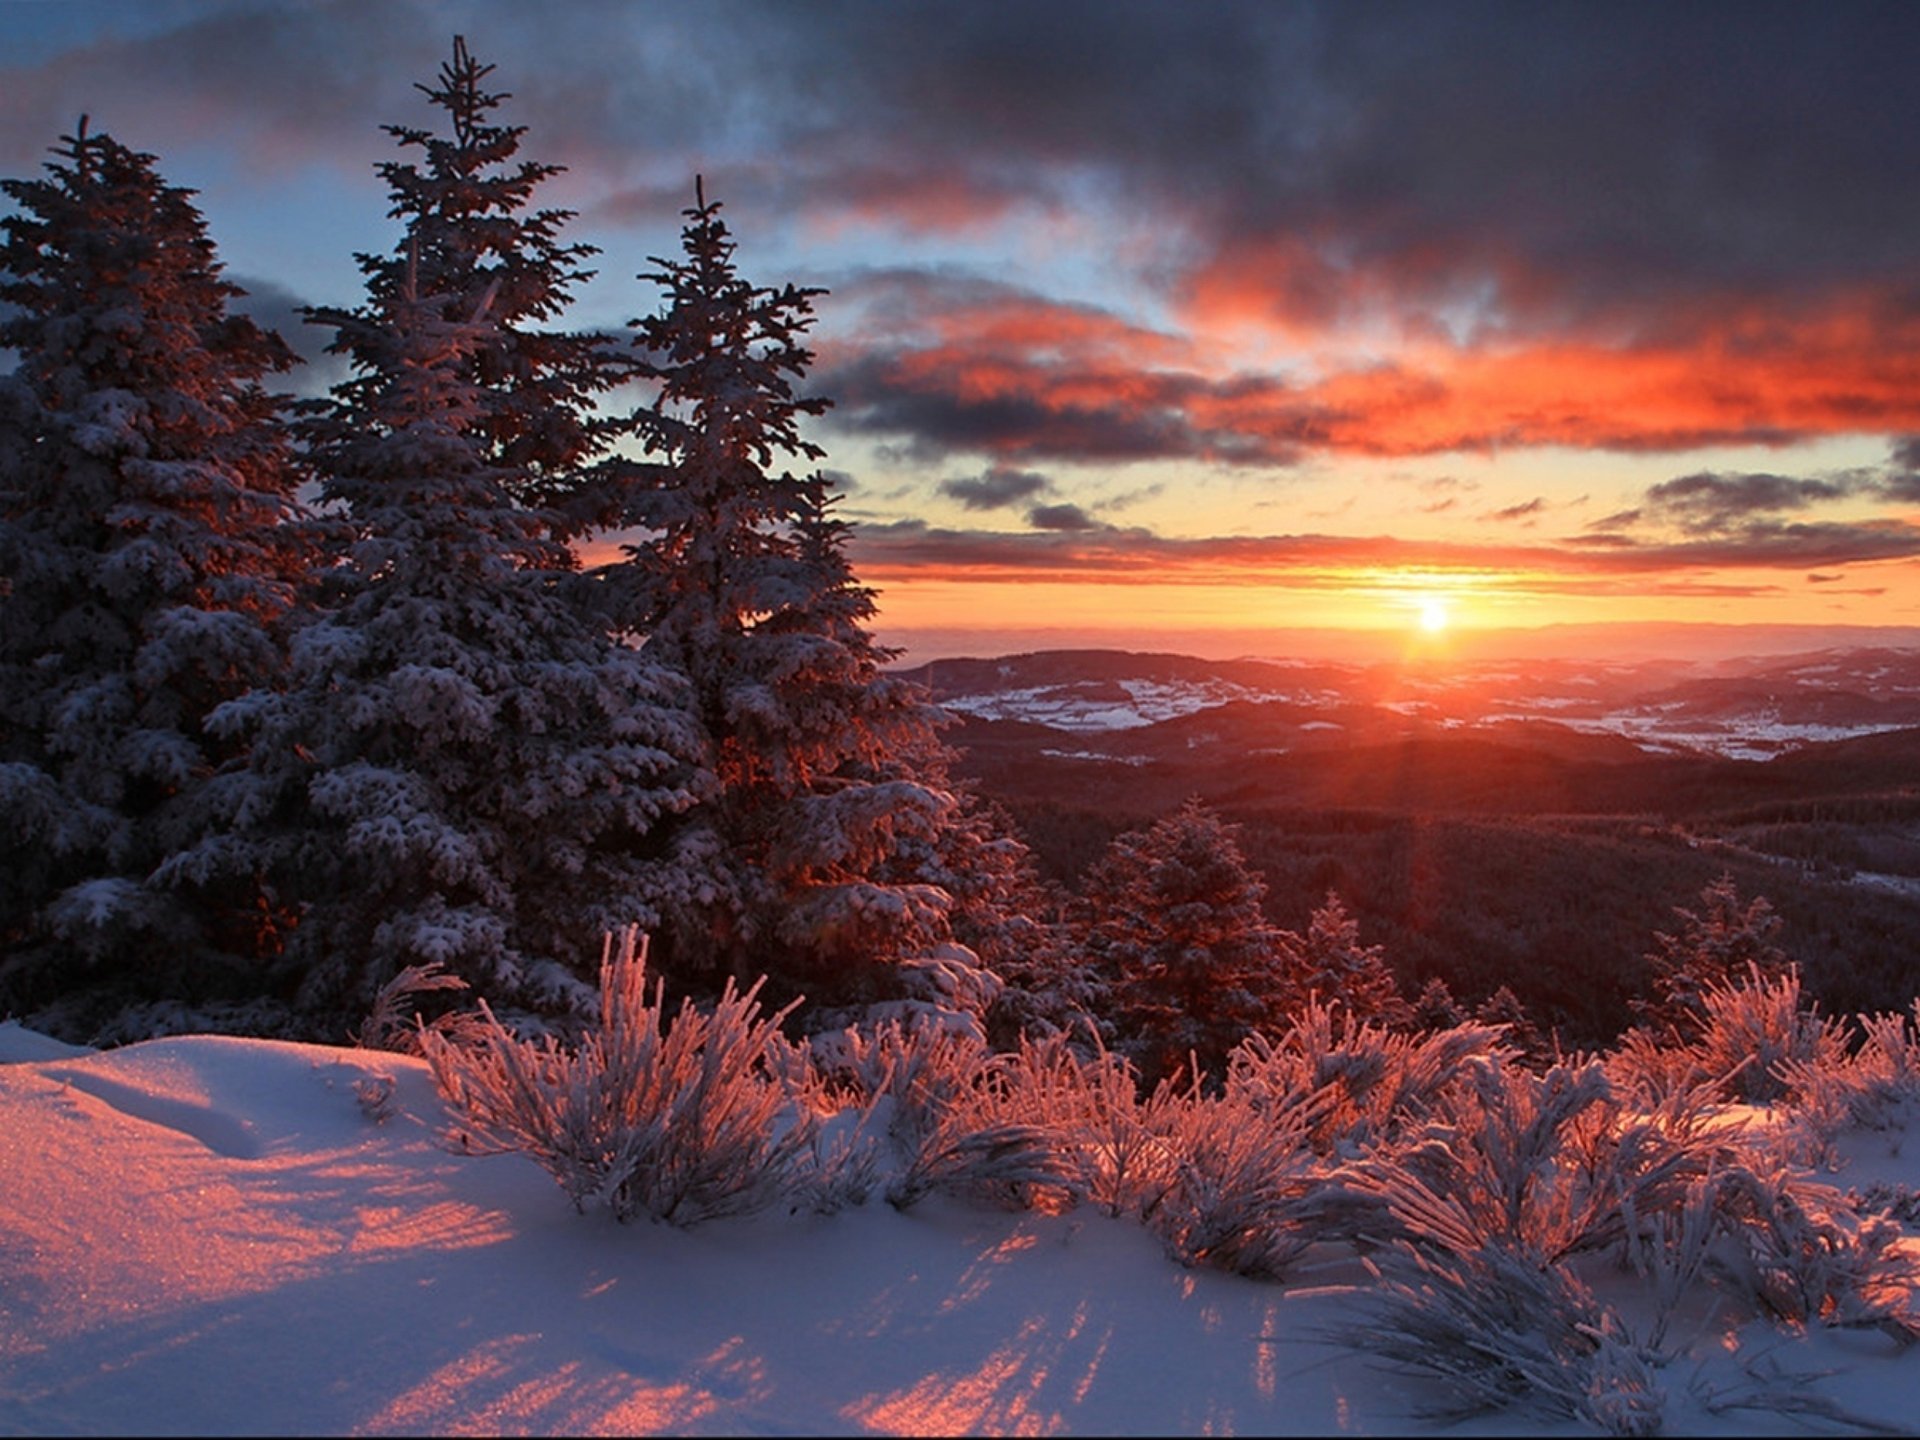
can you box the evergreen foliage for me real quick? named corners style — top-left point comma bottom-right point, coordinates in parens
top-left (1080, 799), bottom-right (1291, 1088)
top-left (221, 43), bottom-right (702, 1028)
top-left (1280, 889), bottom-right (1412, 1028)
top-left (1636, 871), bottom-right (1793, 1041)
top-left (0, 121), bottom-right (304, 1033)
top-left (310, 35), bottom-right (624, 531)
top-left (598, 182), bottom-right (969, 1013)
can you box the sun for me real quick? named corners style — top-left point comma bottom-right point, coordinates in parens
top-left (1418, 597), bottom-right (1449, 633)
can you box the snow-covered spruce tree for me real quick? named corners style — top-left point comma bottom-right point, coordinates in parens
top-left (226, 51), bottom-right (702, 1031)
top-left (1079, 799), bottom-right (1291, 1089)
top-left (0, 121), bottom-right (305, 1036)
top-left (598, 182), bottom-right (978, 1020)
top-left (323, 36), bottom-right (624, 535)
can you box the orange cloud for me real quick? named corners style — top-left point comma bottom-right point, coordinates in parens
top-left (827, 276), bottom-right (1920, 463)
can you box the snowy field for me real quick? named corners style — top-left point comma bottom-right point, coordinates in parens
top-left (3, 1019), bottom-right (1917, 1437)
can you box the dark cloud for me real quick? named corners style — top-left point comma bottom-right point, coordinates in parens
top-left (16, 4), bottom-right (1915, 334)
top-left (1027, 502), bottom-right (1101, 532)
top-left (1807, 572), bottom-right (1844, 584)
top-left (1562, 519), bottom-right (1920, 570)
top-left (226, 275), bottom-right (350, 396)
top-left (939, 465), bottom-right (1050, 510)
top-left (9, 2), bottom-right (1920, 470)
top-left (1882, 437), bottom-right (1920, 501)
top-left (1643, 471), bottom-right (1858, 534)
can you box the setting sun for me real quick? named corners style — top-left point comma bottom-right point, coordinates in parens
top-left (1419, 597), bottom-right (1449, 633)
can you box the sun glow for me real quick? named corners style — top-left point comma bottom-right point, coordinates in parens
top-left (1418, 597), bottom-right (1449, 633)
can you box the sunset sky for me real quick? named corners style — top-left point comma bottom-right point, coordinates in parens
top-left (6, 1), bottom-right (1920, 659)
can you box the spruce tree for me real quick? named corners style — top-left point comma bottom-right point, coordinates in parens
top-left (1279, 890), bottom-right (1412, 1027)
top-left (1079, 799), bottom-right (1290, 1088)
top-left (0, 121), bottom-right (304, 1037)
top-left (226, 44), bottom-right (702, 1029)
top-left (317, 35), bottom-right (623, 531)
top-left (601, 182), bottom-right (968, 1017)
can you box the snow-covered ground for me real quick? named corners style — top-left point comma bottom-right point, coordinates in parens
top-left (3, 1020), bottom-right (1917, 1437)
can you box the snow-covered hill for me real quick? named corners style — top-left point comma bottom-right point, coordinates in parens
top-left (3, 1019), bottom-right (1917, 1437)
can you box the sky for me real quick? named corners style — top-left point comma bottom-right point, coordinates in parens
top-left (4, 1017), bottom-right (1918, 1436)
top-left (5, 0), bottom-right (1920, 658)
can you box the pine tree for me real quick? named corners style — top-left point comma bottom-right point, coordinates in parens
top-left (223, 45), bottom-right (702, 1030)
top-left (0, 121), bottom-right (304, 1036)
top-left (1079, 799), bottom-right (1290, 1089)
top-left (599, 181), bottom-right (966, 1015)
top-left (1279, 890), bottom-right (1412, 1027)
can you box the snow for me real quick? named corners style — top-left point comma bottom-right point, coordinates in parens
top-left (939, 678), bottom-right (1278, 732)
top-left (3, 1023), bottom-right (1918, 1436)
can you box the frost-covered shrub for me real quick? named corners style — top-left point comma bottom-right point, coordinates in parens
top-left (1327, 1241), bottom-right (1666, 1436)
top-left (986, 1027), bottom-right (1180, 1219)
top-left (1612, 963), bottom-right (1852, 1111)
top-left (352, 960), bottom-right (484, 1054)
top-left (1227, 1002), bottom-right (1506, 1156)
top-left (1605, 1024), bottom-right (1729, 1110)
top-left (1705, 1162), bottom-right (1920, 1341)
top-left (1780, 1001), bottom-right (1920, 1135)
top-left (1143, 1077), bottom-right (1337, 1279)
top-left (1695, 963), bottom-right (1848, 1105)
top-left (1349, 1055), bottom-right (1718, 1265)
top-left (813, 1016), bottom-right (1081, 1211)
top-left (421, 929), bottom-right (815, 1226)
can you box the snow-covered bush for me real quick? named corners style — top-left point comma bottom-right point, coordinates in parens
top-left (985, 1027), bottom-right (1179, 1219)
top-left (1780, 1000), bottom-right (1920, 1135)
top-left (1348, 1055), bottom-right (1719, 1265)
top-left (1143, 1076), bottom-right (1337, 1279)
top-left (351, 960), bottom-right (484, 1054)
top-left (1227, 1001), bottom-right (1506, 1156)
top-left (1327, 1240), bottom-right (1666, 1436)
top-left (421, 929), bottom-right (816, 1226)
top-left (1705, 1162), bottom-right (1920, 1341)
top-left (1694, 963), bottom-right (1849, 1105)
top-left (813, 1016), bottom-right (1081, 1211)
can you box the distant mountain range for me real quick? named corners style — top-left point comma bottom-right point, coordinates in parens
top-left (898, 644), bottom-right (1920, 762)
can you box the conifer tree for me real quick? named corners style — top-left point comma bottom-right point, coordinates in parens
top-left (1079, 799), bottom-right (1290, 1088)
top-left (0, 122), bottom-right (304, 1036)
top-left (317, 35), bottom-right (623, 531)
top-left (224, 44), bottom-right (701, 1028)
top-left (1635, 871), bottom-right (1792, 1041)
top-left (1279, 890), bottom-right (1412, 1027)
top-left (1411, 974), bottom-right (1467, 1032)
top-left (600, 182), bottom-right (966, 1014)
